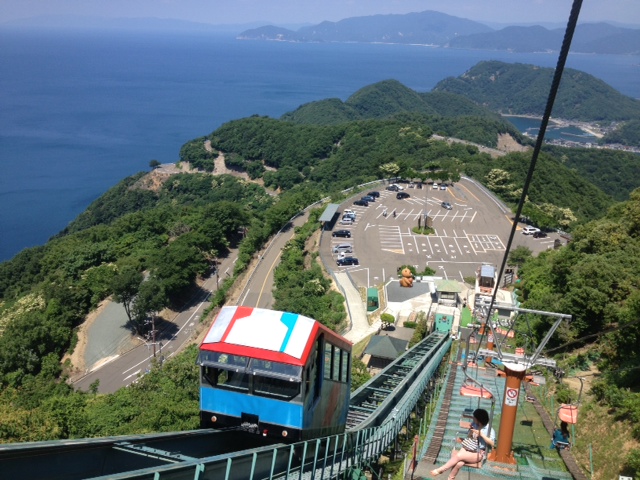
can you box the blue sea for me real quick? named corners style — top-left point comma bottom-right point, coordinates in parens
top-left (1, 28), bottom-right (639, 262)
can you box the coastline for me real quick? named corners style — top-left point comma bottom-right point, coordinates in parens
top-left (502, 114), bottom-right (604, 139)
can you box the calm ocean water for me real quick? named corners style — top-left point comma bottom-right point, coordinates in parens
top-left (1, 29), bottom-right (639, 262)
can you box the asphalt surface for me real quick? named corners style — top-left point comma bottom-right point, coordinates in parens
top-left (322, 177), bottom-right (561, 290)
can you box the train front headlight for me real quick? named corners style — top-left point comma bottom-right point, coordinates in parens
top-left (211, 415), bottom-right (217, 423)
top-left (282, 430), bottom-right (288, 438)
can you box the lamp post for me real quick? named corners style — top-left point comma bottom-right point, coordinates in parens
top-left (424, 176), bottom-right (429, 230)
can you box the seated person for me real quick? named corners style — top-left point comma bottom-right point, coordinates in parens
top-left (430, 408), bottom-right (496, 479)
top-left (550, 421), bottom-right (571, 449)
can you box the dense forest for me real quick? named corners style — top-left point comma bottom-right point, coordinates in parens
top-left (434, 60), bottom-right (640, 123)
top-left (1, 66), bottom-right (640, 476)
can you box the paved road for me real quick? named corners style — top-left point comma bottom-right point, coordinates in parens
top-left (73, 252), bottom-right (238, 394)
top-left (237, 211), bottom-right (311, 308)
top-left (73, 211), bottom-right (311, 394)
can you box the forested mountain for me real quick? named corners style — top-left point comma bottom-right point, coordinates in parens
top-left (281, 80), bottom-right (504, 125)
top-left (542, 145), bottom-right (640, 203)
top-left (434, 60), bottom-right (640, 121)
top-left (279, 80), bottom-right (525, 148)
top-left (238, 10), bottom-right (492, 45)
top-left (449, 22), bottom-right (640, 54)
top-left (238, 10), bottom-right (640, 55)
top-left (601, 119), bottom-right (640, 147)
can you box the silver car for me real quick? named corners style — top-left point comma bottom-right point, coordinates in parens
top-left (332, 243), bottom-right (353, 254)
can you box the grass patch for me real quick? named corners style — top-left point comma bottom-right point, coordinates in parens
top-left (412, 226), bottom-right (435, 235)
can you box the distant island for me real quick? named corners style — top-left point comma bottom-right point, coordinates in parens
top-left (238, 10), bottom-right (640, 55)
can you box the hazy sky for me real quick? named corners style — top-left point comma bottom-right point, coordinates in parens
top-left (2, 0), bottom-right (639, 27)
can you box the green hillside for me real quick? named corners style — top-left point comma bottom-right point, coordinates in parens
top-left (282, 79), bottom-right (505, 124)
top-left (434, 60), bottom-right (640, 122)
top-left (281, 80), bottom-right (525, 148)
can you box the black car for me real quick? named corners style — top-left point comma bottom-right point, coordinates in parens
top-left (367, 191), bottom-right (380, 198)
top-left (533, 231), bottom-right (548, 238)
top-left (353, 200), bottom-right (369, 207)
top-left (361, 195), bottom-right (375, 203)
top-left (396, 192), bottom-right (410, 199)
top-left (332, 229), bottom-right (351, 238)
top-left (386, 185), bottom-right (400, 192)
top-left (337, 256), bottom-right (359, 266)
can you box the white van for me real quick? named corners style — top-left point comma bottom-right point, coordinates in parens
top-left (332, 243), bottom-right (353, 254)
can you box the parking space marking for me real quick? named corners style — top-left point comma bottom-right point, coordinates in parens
top-left (379, 225), bottom-right (404, 254)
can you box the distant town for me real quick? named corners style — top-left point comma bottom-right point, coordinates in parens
top-left (523, 119), bottom-right (640, 154)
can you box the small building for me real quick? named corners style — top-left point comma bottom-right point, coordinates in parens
top-left (319, 203), bottom-right (340, 228)
top-left (435, 279), bottom-right (462, 306)
top-left (363, 335), bottom-right (409, 370)
top-left (367, 287), bottom-right (379, 312)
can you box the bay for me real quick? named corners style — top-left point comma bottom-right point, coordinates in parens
top-left (505, 116), bottom-right (598, 144)
top-left (1, 28), bottom-right (639, 262)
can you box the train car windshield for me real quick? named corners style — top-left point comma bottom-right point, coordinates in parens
top-left (202, 366), bottom-right (250, 392)
top-left (198, 351), bottom-right (248, 369)
top-left (250, 359), bottom-right (301, 380)
top-left (202, 365), bottom-right (300, 399)
top-left (253, 375), bottom-right (301, 400)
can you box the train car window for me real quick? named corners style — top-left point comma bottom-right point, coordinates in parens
top-left (253, 375), bottom-right (301, 400)
top-left (314, 339), bottom-right (322, 400)
top-left (197, 351), bottom-right (248, 370)
top-left (250, 359), bottom-right (302, 380)
top-left (341, 352), bottom-right (350, 383)
top-left (202, 366), bottom-right (216, 386)
top-left (324, 344), bottom-right (333, 380)
top-left (217, 369), bottom-right (250, 392)
top-left (333, 347), bottom-right (341, 380)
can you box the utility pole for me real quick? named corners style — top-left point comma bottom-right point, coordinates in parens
top-left (151, 312), bottom-right (156, 357)
top-left (215, 257), bottom-right (219, 290)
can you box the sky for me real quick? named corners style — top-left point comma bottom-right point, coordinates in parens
top-left (1, 0), bottom-right (639, 28)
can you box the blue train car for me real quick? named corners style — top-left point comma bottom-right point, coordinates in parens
top-left (198, 306), bottom-right (352, 442)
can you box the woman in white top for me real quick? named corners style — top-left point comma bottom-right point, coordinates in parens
top-left (430, 408), bottom-right (496, 479)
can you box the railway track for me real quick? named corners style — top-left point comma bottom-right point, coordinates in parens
top-left (0, 332), bottom-right (452, 480)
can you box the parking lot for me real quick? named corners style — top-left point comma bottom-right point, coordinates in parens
top-left (324, 178), bottom-right (561, 289)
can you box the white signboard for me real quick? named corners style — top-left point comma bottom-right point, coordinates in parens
top-left (505, 387), bottom-right (519, 407)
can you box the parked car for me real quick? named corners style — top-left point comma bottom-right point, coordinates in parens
top-left (396, 192), bottom-right (410, 199)
top-left (432, 183), bottom-right (439, 189)
top-left (342, 212), bottom-right (356, 221)
top-left (367, 191), bottom-right (380, 198)
top-left (386, 185), bottom-right (399, 192)
top-left (343, 209), bottom-right (356, 217)
top-left (332, 243), bottom-right (353, 254)
top-left (337, 256), bottom-right (359, 266)
top-left (353, 200), bottom-right (369, 207)
top-left (332, 229), bottom-right (352, 238)
top-left (361, 195), bottom-right (375, 203)
top-left (533, 231), bottom-right (548, 238)
top-left (339, 217), bottom-right (354, 225)
top-left (522, 226), bottom-right (540, 235)
top-left (441, 201), bottom-right (452, 210)
top-left (439, 184), bottom-right (447, 190)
